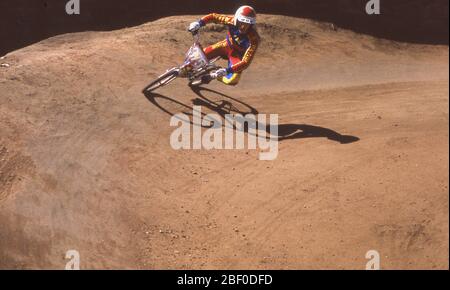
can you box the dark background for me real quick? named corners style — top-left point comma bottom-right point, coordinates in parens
top-left (0, 0), bottom-right (448, 56)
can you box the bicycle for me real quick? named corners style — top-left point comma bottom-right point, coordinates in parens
top-left (142, 31), bottom-right (221, 93)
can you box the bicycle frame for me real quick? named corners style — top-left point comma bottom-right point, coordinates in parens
top-left (184, 34), bottom-right (209, 70)
top-left (179, 32), bottom-right (220, 79)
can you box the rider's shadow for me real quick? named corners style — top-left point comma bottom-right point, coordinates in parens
top-left (276, 124), bottom-right (359, 143)
top-left (143, 87), bottom-right (360, 144)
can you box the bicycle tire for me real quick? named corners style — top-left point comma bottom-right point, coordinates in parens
top-left (188, 65), bottom-right (220, 87)
top-left (142, 68), bottom-right (179, 93)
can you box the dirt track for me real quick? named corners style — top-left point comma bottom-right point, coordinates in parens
top-left (0, 15), bottom-right (448, 269)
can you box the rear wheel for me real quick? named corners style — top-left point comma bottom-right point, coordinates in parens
top-left (189, 79), bottom-right (203, 87)
top-left (188, 65), bottom-right (218, 87)
top-left (142, 68), bottom-right (179, 93)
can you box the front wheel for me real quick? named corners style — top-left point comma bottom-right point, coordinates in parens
top-left (142, 68), bottom-right (179, 93)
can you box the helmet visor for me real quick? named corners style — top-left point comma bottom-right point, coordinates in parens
top-left (236, 15), bottom-right (256, 25)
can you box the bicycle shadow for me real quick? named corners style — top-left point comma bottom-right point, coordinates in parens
top-left (143, 86), bottom-right (258, 129)
top-left (143, 86), bottom-right (360, 144)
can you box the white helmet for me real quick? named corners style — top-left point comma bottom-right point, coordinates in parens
top-left (234, 5), bottom-right (257, 26)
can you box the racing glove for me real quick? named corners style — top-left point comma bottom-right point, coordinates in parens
top-left (188, 21), bottom-right (201, 33)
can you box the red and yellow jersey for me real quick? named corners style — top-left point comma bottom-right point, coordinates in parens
top-left (199, 13), bottom-right (260, 73)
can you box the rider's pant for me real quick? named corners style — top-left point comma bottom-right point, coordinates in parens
top-left (204, 39), bottom-right (242, 86)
